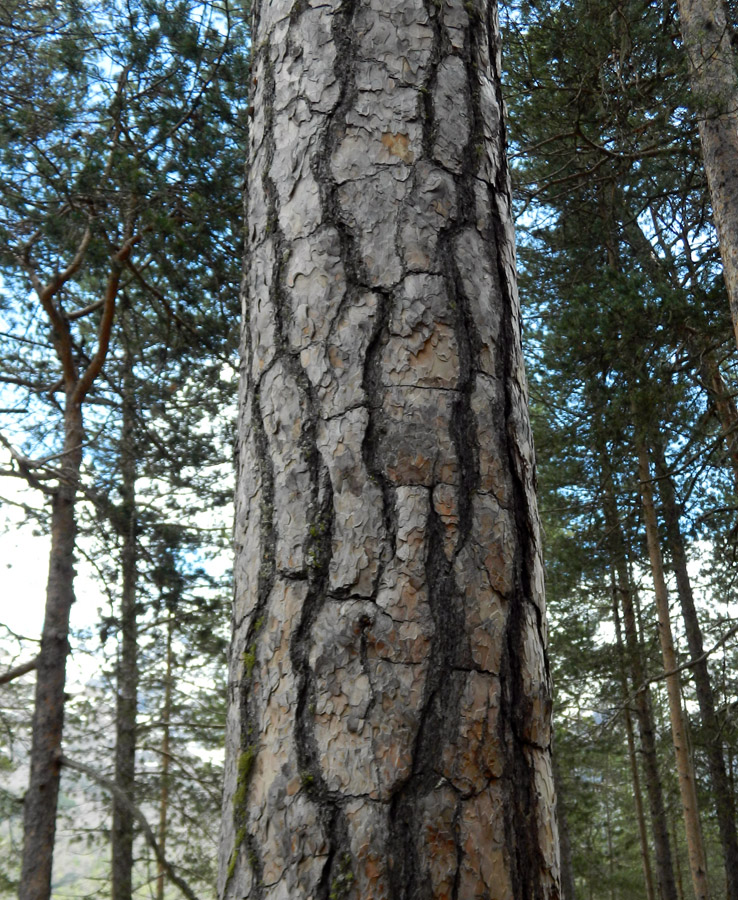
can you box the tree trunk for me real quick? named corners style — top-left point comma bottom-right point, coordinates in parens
top-left (670, 803), bottom-right (687, 900)
top-left (652, 438), bottom-right (738, 900)
top-left (611, 588), bottom-right (656, 900)
top-left (156, 618), bottom-right (174, 900)
top-left (700, 351), bottom-right (738, 491)
top-left (219, 1), bottom-right (559, 898)
top-left (553, 753), bottom-right (577, 900)
top-left (602, 473), bottom-right (678, 900)
top-left (112, 328), bottom-right (139, 900)
top-left (676, 0), bottom-right (738, 349)
top-left (19, 397), bottom-right (83, 900)
top-left (636, 441), bottom-right (710, 900)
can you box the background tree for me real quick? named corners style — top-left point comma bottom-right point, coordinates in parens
top-left (0, 1), bottom-right (248, 897)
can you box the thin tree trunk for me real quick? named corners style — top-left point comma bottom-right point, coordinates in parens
top-left (602, 473), bottom-right (678, 900)
top-left (112, 323), bottom-right (139, 900)
top-left (156, 619), bottom-right (174, 900)
top-left (612, 589), bottom-right (656, 900)
top-left (19, 397), bottom-right (83, 900)
top-left (219, 0), bottom-right (559, 896)
top-left (636, 440), bottom-right (710, 900)
top-left (671, 802), bottom-right (687, 900)
top-left (604, 752), bottom-right (616, 900)
top-left (18, 205), bottom-right (134, 900)
top-left (553, 752), bottom-right (577, 900)
top-left (60, 755), bottom-right (201, 900)
top-left (676, 0), bottom-right (738, 349)
top-left (652, 437), bottom-right (738, 900)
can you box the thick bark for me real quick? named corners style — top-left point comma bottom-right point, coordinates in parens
top-left (601, 474), bottom-right (678, 900)
top-left (636, 442), bottom-right (710, 900)
top-left (700, 352), bottom-right (738, 490)
top-left (676, 0), bottom-right (738, 348)
top-left (611, 591), bottom-right (656, 900)
top-left (112, 334), bottom-right (139, 900)
top-left (19, 398), bottom-right (83, 900)
top-left (652, 439), bottom-right (738, 900)
top-left (219, 1), bottom-right (559, 898)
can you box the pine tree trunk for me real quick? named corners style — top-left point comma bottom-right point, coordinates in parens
top-left (612, 590), bottom-right (656, 900)
top-left (602, 473), bottom-right (678, 900)
top-left (652, 438), bottom-right (738, 900)
top-left (156, 619), bottom-right (174, 900)
top-left (676, 0), bottom-right (738, 349)
top-left (19, 397), bottom-right (83, 900)
top-left (553, 754), bottom-right (577, 900)
top-left (636, 441), bottom-right (710, 900)
top-left (112, 330), bottom-right (139, 900)
top-left (219, 1), bottom-right (559, 897)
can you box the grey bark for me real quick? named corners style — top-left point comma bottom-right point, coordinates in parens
top-left (112, 325), bottom-right (139, 900)
top-left (676, 0), bottom-right (738, 349)
top-left (652, 438), bottom-right (738, 900)
top-left (699, 351), bottom-right (738, 491)
top-left (219, 1), bottom-right (559, 898)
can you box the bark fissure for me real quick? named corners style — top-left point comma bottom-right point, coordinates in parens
top-left (220, 1), bottom-right (558, 896)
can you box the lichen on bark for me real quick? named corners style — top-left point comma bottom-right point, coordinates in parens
top-left (219, 0), bottom-right (560, 897)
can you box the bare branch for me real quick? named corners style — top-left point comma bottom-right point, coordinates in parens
top-left (0, 657), bottom-right (38, 685)
top-left (598, 622), bottom-right (738, 734)
top-left (59, 755), bottom-right (203, 900)
top-left (66, 298), bottom-right (106, 322)
top-left (0, 432), bottom-right (58, 495)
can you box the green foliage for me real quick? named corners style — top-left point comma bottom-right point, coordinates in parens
top-left (0, 1), bottom-right (250, 895)
top-left (502, 0), bottom-right (738, 896)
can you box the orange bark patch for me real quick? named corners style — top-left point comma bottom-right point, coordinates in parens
top-left (381, 132), bottom-right (415, 163)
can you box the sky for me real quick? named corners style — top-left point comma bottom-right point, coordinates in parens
top-left (1, 478), bottom-right (104, 686)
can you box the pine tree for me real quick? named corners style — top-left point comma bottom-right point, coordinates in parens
top-left (220, 0), bottom-right (560, 897)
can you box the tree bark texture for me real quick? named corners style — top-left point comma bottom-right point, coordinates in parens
top-left (701, 352), bottom-right (738, 490)
top-left (652, 439), bottom-right (738, 900)
top-left (636, 443), bottom-right (710, 900)
top-left (601, 474), bottom-right (678, 900)
top-left (112, 336), bottom-right (139, 900)
top-left (219, 1), bottom-right (559, 898)
top-left (19, 398), bottom-right (83, 900)
top-left (676, 0), bottom-right (738, 348)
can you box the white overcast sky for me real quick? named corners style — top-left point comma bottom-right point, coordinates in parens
top-left (1, 478), bottom-right (103, 686)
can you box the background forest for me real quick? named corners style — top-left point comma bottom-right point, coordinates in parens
top-left (1, 0), bottom-right (737, 899)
